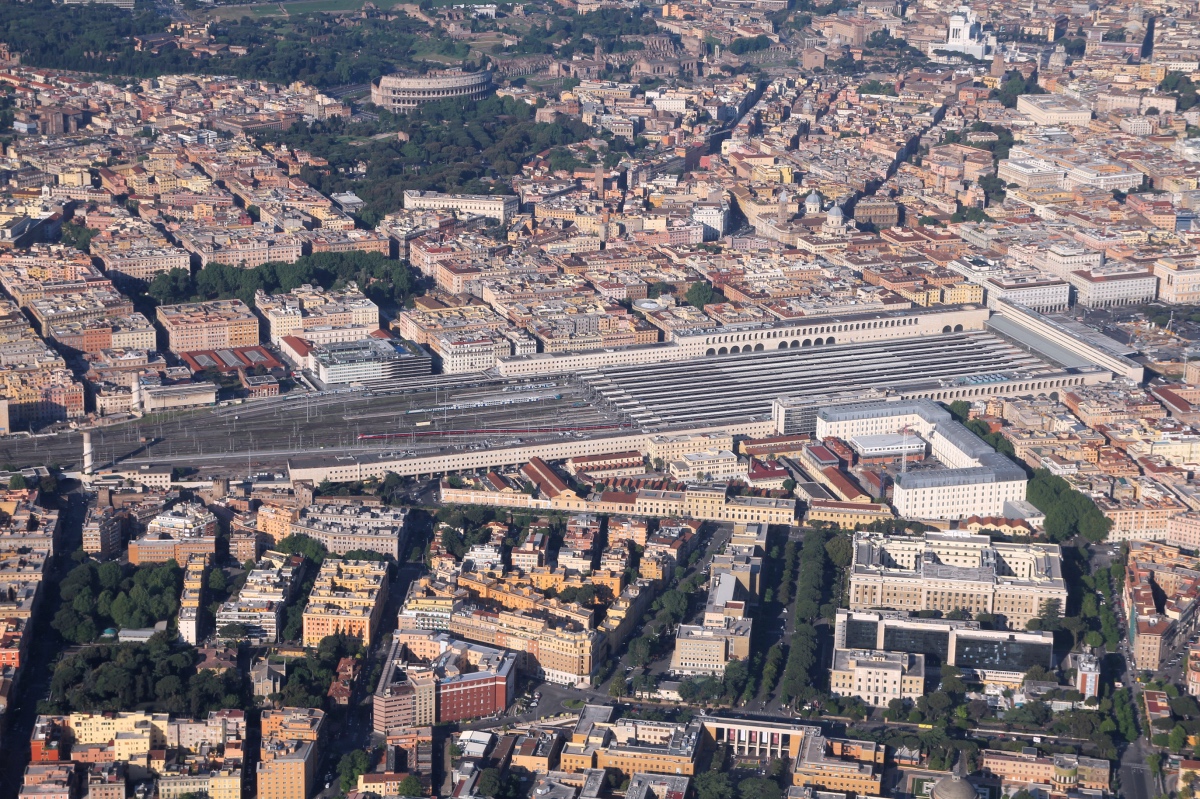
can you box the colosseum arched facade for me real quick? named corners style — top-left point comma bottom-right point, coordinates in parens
top-left (370, 69), bottom-right (494, 112)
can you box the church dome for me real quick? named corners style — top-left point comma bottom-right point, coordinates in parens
top-left (828, 205), bottom-right (844, 219)
top-left (930, 772), bottom-right (976, 799)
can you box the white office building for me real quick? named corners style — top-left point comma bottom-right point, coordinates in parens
top-left (816, 399), bottom-right (1027, 520)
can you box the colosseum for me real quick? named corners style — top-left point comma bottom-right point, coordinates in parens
top-left (370, 69), bottom-right (494, 112)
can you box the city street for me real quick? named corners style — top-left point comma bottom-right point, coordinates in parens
top-left (0, 489), bottom-right (86, 799)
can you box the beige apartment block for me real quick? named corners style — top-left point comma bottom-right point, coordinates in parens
top-left (255, 283), bottom-right (379, 344)
top-left (1154, 256), bottom-right (1200, 305)
top-left (257, 739), bottom-right (315, 799)
top-left (302, 559), bottom-right (389, 647)
top-left (157, 299), bottom-right (259, 354)
top-left (646, 433), bottom-right (735, 463)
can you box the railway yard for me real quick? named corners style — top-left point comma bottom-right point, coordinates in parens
top-left (1, 373), bottom-right (619, 479)
top-left (0, 329), bottom-right (1100, 481)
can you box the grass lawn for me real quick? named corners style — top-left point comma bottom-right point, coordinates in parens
top-left (564, 699), bottom-right (586, 709)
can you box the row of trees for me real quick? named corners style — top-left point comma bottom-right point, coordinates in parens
top-left (1027, 468), bottom-right (1112, 542)
top-left (275, 534), bottom-right (327, 640)
top-left (146, 251), bottom-right (419, 313)
top-left (437, 504), bottom-right (500, 560)
top-left (500, 7), bottom-right (660, 58)
top-left (778, 528), bottom-right (831, 706)
top-left (948, 401), bottom-right (1112, 543)
top-left (53, 560), bottom-right (183, 644)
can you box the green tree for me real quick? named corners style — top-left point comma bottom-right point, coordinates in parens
top-left (824, 535), bottom-right (853, 568)
top-left (275, 534), bottom-right (328, 565)
top-left (477, 769), bottom-right (504, 798)
top-left (338, 749), bottom-right (371, 792)
top-left (397, 775), bottom-right (424, 796)
top-left (738, 777), bottom-right (782, 799)
top-left (219, 623), bottom-right (249, 638)
top-left (694, 772), bottom-right (734, 799)
top-left (685, 281), bottom-right (716, 308)
top-left (628, 637), bottom-right (653, 668)
top-left (8, 474), bottom-right (27, 490)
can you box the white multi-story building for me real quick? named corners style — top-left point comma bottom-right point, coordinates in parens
top-left (1068, 265), bottom-right (1158, 307)
top-left (1154, 256), bottom-right (1200, 305)
top-left (997, 158), bottom-right (1065, 188)
top-left (1038, 244), bottom-right (1105, 279)
top-left (816, 399), bottom-right (1027, 520)
top-left (313, 338), bottom-right (431, 385)
top-left (830, 649), bottom-right (925, 708)
top-left (1064, 162), bottom-right (1144, 192)
top-left (692, 202), bottom-right (731, 241)
top-left (1016, 95), bottom-right (1093, 126)
top-left (847, 533), bottom-right (1068, 629)
top-left (983, 273), bottom-right (1071, 312)
top-left (255, 283), bottom-right (379, 345)
top-left (402, 190), bottom-right (518, 224)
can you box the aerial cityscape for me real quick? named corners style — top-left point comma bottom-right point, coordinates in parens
top-left (1, 0), bottom-right (1200, 797)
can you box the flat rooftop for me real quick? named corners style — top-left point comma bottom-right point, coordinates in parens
top-left (581, 331), bottom-right (1061, 430)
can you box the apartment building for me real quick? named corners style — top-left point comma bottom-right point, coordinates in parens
top-left (373, 631), bottom-right (515, 732)
top-left (49, 313), bottom-right (157, 354)
top-left (397, 576), bottom-right (467, 631)
top-left (448, 607), bottom-right (602, 686)
top-left (255, 283), bottom-right (379, 345)
top-left (178, 555), bottom-right (208, 645)
top-left (560, 713), bottom-right (701, 777)
top-left (668, 449), bottom-right (745, 482)
top-left (302, 559), bottom-right (390, 647)
top-left (1016, 94), bottom-right (1092, 126)
top-left (257, 739), bottom-right (316, 799)
top-left (216, 560), bottom-right (297, 642)
top-left (848, 532), bottom-right (1067, 630)
top-left (27, 289), bottom-right (136, 337)
top-left (289, 503), bottom-right (409, 559)
top-left (1155, 256), bottom-right (1200, 305)
top-left (82, 505), bottom-right (124, 559)
top-left (129, 501), bottom-right (218, 563)
top-left (1125, 542), bottom-right (1200, 671)
top-left (96, 246), bottom-right (191, 283)
top-left (261, 707), bottom-right (325, 742)
top-left (792, 732), bottom-right (883, 794)
top-left (979, 750), bottom-right (1109, 793)
top-left (156, 299), bottom-right (260, 354)
top-left (128, 504), bottom-right (218, 565)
